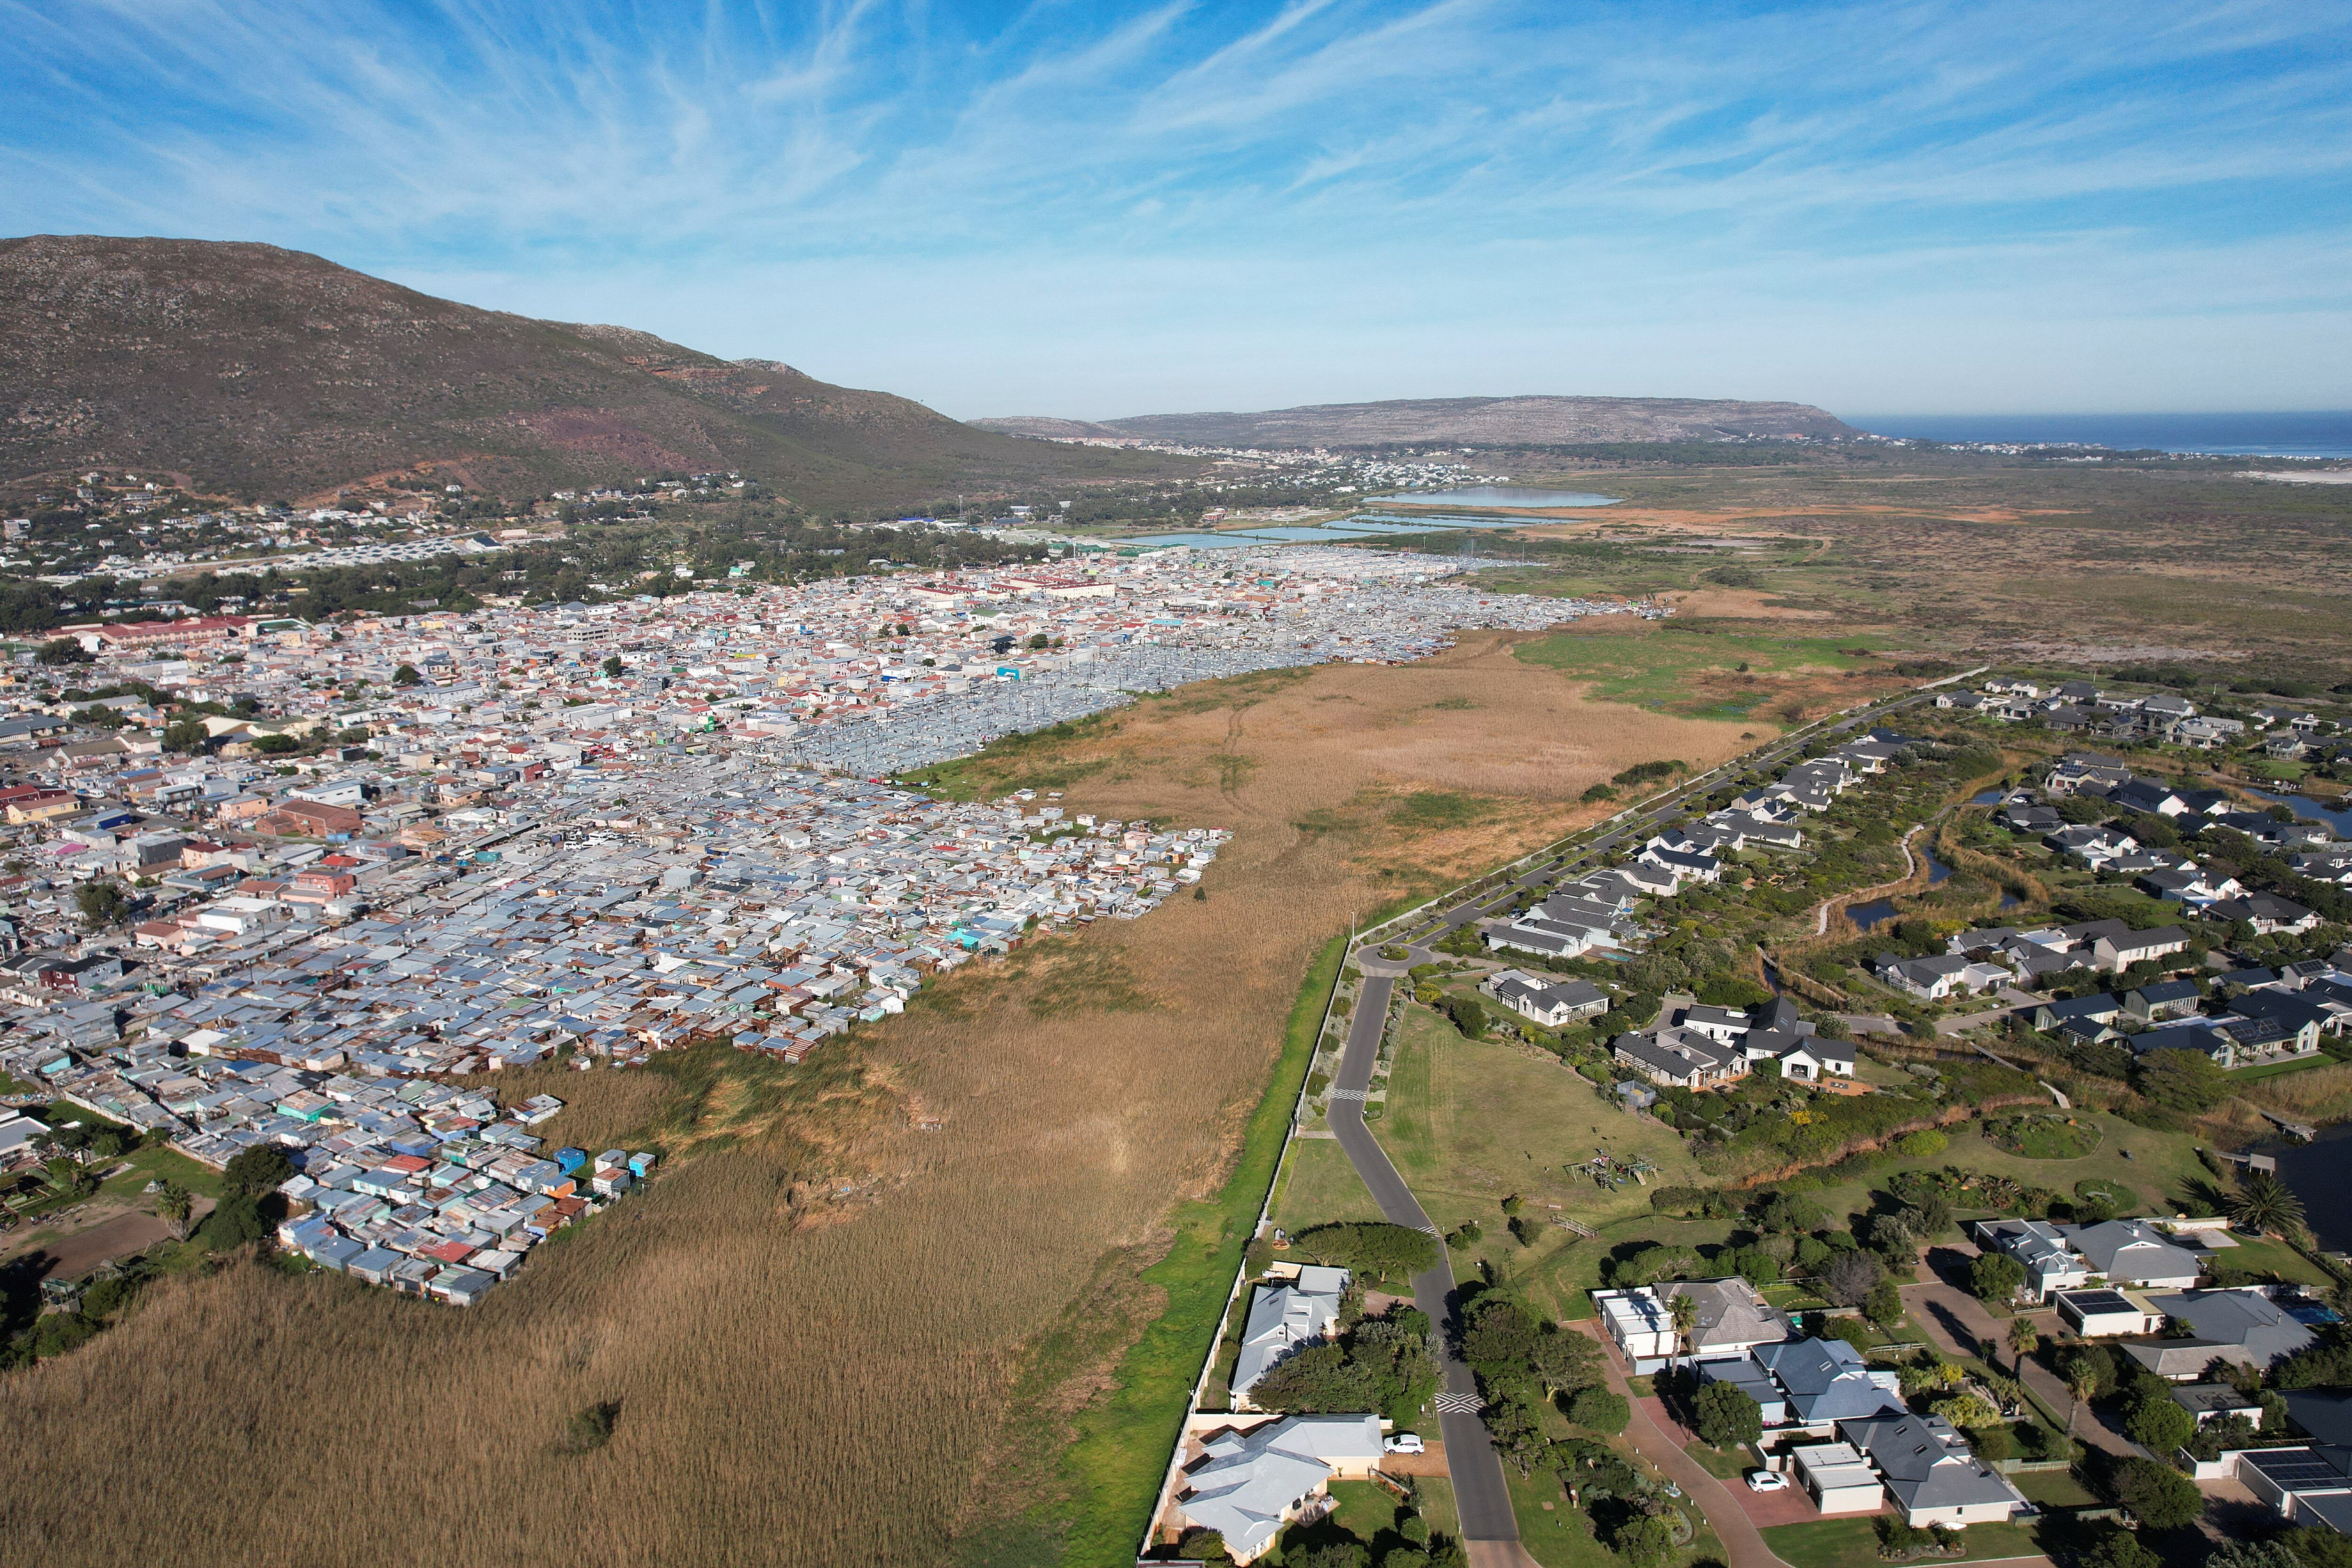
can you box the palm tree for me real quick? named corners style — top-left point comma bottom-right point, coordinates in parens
top-left (1668, 1289), bottom-right (1699, 1376)
top-left (2008, 1318), bottom-right (2040, 1375)
top-left (156, 1180), bottom-right (193, 1241)
top-left (2230, 1172), bottom-right (2305, 1238)
top-left (2066, 1369), bottom-right (2097, 1437)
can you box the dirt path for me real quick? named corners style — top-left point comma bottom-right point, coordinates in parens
top-left (1812, 824), bottom-right (1922, 935)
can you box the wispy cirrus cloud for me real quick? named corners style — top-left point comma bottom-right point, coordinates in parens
top-left (1, 0), bottom-right (2348, 414)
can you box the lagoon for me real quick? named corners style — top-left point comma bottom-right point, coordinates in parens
top-left (1375, 486), bottom-right (1621, 509)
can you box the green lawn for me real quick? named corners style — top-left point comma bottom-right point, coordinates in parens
top-left (1513, 627), bottom-right (1892, 719)
top-left (1270, 1136), bottom-right (1386, 1234)
top-left (2231, 1055), bottom-right (2334, 1082)
top-left (2011, 1469), bottom-right (2100, 1509)
top-left (1682, 1441), bottom-right (1756, 1480)
top-left (1762, 1517), bottom-right (2045, 1568)
top-left (98, 1144), bottom-right (223, 1202)
top-left (1372, 1003), bottom-right (1707, 1289)
top-left (1505, 1464), bottom-right (1730, 1568)
top-left (1411, 1476), bottom-right (1460, 1539)
top-left (1788, 1111), bottom-right (2210, 1232)
top-left (2212, 1233), bottom-right (2333, 1288)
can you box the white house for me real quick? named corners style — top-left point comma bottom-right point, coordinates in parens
top-left (1232, 1265), bottom-right (1350, 1406)
top-left (1174, 1414), bottom-right (1386, 1562)
top-left (1594, 1278), bottom-right (1790, 1375)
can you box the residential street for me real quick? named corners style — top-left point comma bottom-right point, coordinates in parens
top-left (1328, 959), bottom-right (1524, 1547)
top-left (1904, 1248), bottom-right (2140, 1459)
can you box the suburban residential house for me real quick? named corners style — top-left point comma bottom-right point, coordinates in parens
top-left (1481, 970), bottom-right (1610, 1029)
top-left (2136, 866), bottom-right (2245, 906)
top-left (2054, 1288), bottom-right (2168, 1338)
top-left (1660, 997), bottom-right (1855, 1081)
top-left (1873, 951), bottom-right (2012, 1002)
top-left (1790, 1443), bottom-right (1889, 1515)
top-left (1838, 1413), bottom-right (2029, 1528)
top-left (1972, 1218), bottom-right (2203, 1301)
top-left (1173, 1414), bottom-right (1386, 1563)
top-left (1637, 844), bottom-right (1722, 884)
top-left (2171, 1383), bottom-right (2267, 1429)
top-left (2124, 979), bottom-right (2204, 1022)
top-left (2124, 1289), bottom-right (2320, 1380)
top-left (1593, 1278), bottom-right (1790, 1375)
top-left (1693, 1337), bottom-right (1907, 1435)
top-left (2209, 892), bottom-right (2322, 937)
top-left (1231, 1265), bottom-right (1351, 1407)
top-left (1610, 1027), bottom-right (1748, 1090)
top-left (2235, 1445), bottom-right (2352, 1534)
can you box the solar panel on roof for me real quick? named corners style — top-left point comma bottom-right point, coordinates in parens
top-left (2249, 1452), bottom-right (2352, 1487)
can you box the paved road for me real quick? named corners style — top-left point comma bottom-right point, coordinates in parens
top-left (1328, 961), bottom-right (1524, 1545)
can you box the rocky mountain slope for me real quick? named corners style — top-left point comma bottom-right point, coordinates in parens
top-left (975, 394), bottom-right (1858, 447)
top-left (0, 235), bottom-right (1160, 508)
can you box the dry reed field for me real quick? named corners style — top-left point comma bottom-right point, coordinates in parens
top-left (0, 631), bottom-right (1752, 1568)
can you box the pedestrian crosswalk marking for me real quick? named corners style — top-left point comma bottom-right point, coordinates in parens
top-left (1435, 1392), bottom-right (1485, 1414)
top-left (1326, 1088), bottom-right (1368, 1101)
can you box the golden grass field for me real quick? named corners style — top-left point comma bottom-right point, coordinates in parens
top-left (0, 630), bottom-right (1756, 1568)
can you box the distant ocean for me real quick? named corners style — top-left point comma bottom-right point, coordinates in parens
top-left (1850, 411), bottom-right (2352, 459)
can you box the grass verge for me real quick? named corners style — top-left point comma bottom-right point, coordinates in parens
top-left (1762, 1517), bottom-right (2043, 1568)
top-left (1045, 932), bottom-right (1344, 1564)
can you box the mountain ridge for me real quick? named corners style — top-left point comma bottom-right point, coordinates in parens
top-left (0, 234), bottom-right (1161, 509)
top-left (974, 393), bottom-right (1859, 447)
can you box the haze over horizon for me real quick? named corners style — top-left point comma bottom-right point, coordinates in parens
top-left (6, 0), bottom-right (2350, 422)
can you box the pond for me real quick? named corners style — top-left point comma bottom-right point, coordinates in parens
top-left (1848, 852), bottom-right (1952, 932)
top-left (1848, 897), bottom-right (1899, 932)
top-left (2256, 1122), bottom-right (2352, 1253)
top-left (1373, 486), bottom-right (1621, 509)
top-left (2252, 788), bottom-right (2352, 839)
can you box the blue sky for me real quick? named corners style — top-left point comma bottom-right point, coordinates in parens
top-left (5, 0), bottom-right (2350, 420)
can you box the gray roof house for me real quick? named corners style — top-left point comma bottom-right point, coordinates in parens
top-left (1611, 1027), bottom-right (1748, 1089)
top-left (1232, 1265), bottom-right (1351, 1405)
top-left (1176, 1414), bottom-right (1385, 1562)
top-left (1974, 1218), bottom-right (2202, 1300)
top-left (1483, 970), bottom-right (1610, 1028)
top-left (1699, 1337), bottom-right (1907, 1433)
top-left (2070, 1219), bottom-right (2206, 1289)
top-left (1839, 1412), bottom-right (2027, 1527)
top-left (2128, 1289), bottom-right (2320, 1379)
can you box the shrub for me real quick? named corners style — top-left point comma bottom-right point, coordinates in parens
top-left (1969, 1253), bottom-right (2026, 1305)
top-left (2125, 1393), bottom-right (2195, 1455)
top-left (1865, 1279), bottom-right (1905, 1327)
top-left (1693, 1382), bottom-right (1763, 1448)
top-left (2110, 1455), bottom-right (2202, 1530)
top-left (1893, 1129), bottom-right (1948, 1157)
top-left (562, 1400), bottom-right (620, 1454)
top-left (2079, 1528), bottom-right (2163, 1568)
top-left (1288, 1222), bottom-right (1440, 1282)
top-left (1567, 1387), bottom-right (1629, 1434)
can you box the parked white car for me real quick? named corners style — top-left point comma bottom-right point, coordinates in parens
top-left (1746, 1471), bottom-right (1788, 1493)
top-left (1383, 1433), bottom-right (1426, 1455)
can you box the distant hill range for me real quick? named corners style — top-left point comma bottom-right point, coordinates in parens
top-left (0, 235), bottom-right (1156, 508)
top-left (973, 395), bottom-right (1858, 448)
